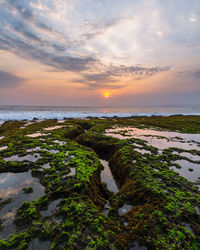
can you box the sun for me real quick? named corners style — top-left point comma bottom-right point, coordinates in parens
top-left (104, 92), bottom-right (109, 98)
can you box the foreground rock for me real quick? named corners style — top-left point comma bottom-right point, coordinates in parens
top-left (0, 116), bottom-right (199, 249)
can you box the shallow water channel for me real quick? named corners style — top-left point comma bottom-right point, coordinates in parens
top-left (100, 160), bottom-right (119, 193)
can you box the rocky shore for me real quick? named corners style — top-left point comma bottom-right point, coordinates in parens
top-left (0, 115), bottom-right (199, 249)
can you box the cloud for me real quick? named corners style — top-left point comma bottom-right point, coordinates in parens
top-left (51, 56), bottom-right (95, 71)
top-left (5, 0), bottom-right (34, 20)
top-left (0, 0), bottom-right (170, 91)
top-left (174, 70), bottom-right (200, 79)
top-left (0, 34), bottom-right (94, 72)
top-left (189, 14), bottom-right (197, 22)
top-left (107, 65), bottom-right (169, 78)
top-left (73, 65), bottom-right (169, 89)
top-left (12, 22), bottom-right (41, 42)
top-left (74, 72), bottom-right (123, 89)
top-left (80, 18), bottom-right (123, 42)
top-left (0, 71), bottom-right (26, 88)
top-left (3, 0), bottom-right (59, 35)
top-left (192, 70), bottom-right (200, 78)
top-left (52, 44), bottom-right (66, 52)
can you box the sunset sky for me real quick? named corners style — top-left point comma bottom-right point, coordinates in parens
top-left (0, 0), bottom-right (199, 106)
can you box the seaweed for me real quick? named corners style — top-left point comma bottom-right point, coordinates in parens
top-left (0, 116), bottom-right (199, 249)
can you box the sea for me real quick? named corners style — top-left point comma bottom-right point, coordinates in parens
top-left (0, 105), bottom-right (200, 123)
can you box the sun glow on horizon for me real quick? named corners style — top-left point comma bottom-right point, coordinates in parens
top-left (104, 92), bottom-right (110, 98)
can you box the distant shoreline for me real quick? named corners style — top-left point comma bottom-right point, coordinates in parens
top-left (1, 113), bottom-right (200, 123)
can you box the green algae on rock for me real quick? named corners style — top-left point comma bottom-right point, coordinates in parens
top-left (0, 116), bottom-right (200, 249)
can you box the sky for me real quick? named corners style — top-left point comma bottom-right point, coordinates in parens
top-left (0, 0), bottom-right (199, 107)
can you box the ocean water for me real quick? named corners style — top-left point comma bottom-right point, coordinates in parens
top-left (0, 105), bottom-right (200, 122)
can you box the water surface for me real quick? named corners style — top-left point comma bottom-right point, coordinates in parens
top-left (100, 160), bottom-right (119, 193)
top-left (0, 171), bottom-right (45, 239)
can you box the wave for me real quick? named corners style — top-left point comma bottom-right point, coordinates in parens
top-left (0, 110), bottom-right (200, 122)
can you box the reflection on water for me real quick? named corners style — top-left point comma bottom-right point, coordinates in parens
top-left (195, 206), bottom-right (200, 215)
top-left (27, 147), bottom-right (60, 154)
top-left (40, 199), bottom-right (62, 217)
top-left (0, 146), bottom-right (7, 151)
top-left (179, 152), bottom-right (200, 162)
top-left (66, 167), bottom-right (76, 177)
top-left (48, 149), bottom-right (59, 154)
top-left (102, 201), bottom-right (110, 215)
top-left (24, 121), bottom-right (35, 127)
top-left (53, 140), bottom-right (67, 145)
top-left (100, 160), bottom-right (119, 193)
top-left (106, 127), bottom-right (200, 142)
top-left (23, 120), bottom-right (43, 128)
top-left (0, 171), bottom-right (45, 239)
top-left (43, 125), bottom-right (64, 131)
top-left (106, 126), bottom-right (200, 188)
top-left (134, 148), bottom-right (151, 154)
top-left (28, 238), bottom-right (51, 250)
top-left (171, 160), bottom-right (200, 185)
top-left (26, 147), bottom-right (41, 152)
top-left (118, 204), bottom-right (133, 216)
top-left (26, 132), bottom-right (48, 138)
top-left (4, 153), bottom-right (41, 162)
top-left (40, 163), bottom-right (51, 169)
top-left (105, 127), bottom-right (200, 151)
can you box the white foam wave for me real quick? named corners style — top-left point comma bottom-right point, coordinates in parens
top-left (0, 110), bottom-right (200, 122)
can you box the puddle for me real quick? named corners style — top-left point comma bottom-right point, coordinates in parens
top-left (102, 201), bottom-right (110, 215)
top-left (100, 160), bottom-right (119, 193)
top-left (4, 153), bottom-right (41, 162)
top-left (195, 206), bottom-right (200, 215)
top-left (40, 199), bottom-right (62, 217)
top-left (66, 167), bottom-right (76, 177)
top-left (26, 147), bottom-right (41, 152)
top-left (24, 121), bottom-right (35, 127)
top-left (0, 171), bottom-right (45, 239)
top-left (43, 125), bottom-right (64, 131)
top-left (179, 152), bottom-right (200, 162)
top-left (106, 127), bottom-right (200, 142)
top-left (28, 238), bottom-right (51, 250)
top-left (53, 140), bottom-right (67, 145)
top-left (40, 163), bottom-right (51, 169)
top-left (26, 132), bottom-right (48, 138)
top-left (118, 204), bottom-right (133, 216)
top-left (0, 121), bottom-right (4, 127)
top-left (65, 151), bottom-right (69, 157)
top-left (49, 149), bottom-right (59, 154)
top-left (105, 127), bottom-right (200, 150)
top-left (27, 147), bottom-right (60, 154)
top-left (0, 146), bottom-right (8, 151)
top-left (57, 120), bottom-right (66, 123)
top-left (134, 148), bottom-right (151, 154)
top-left (24, 120), bottom-right (43, 128)
top-left (124, 221), bottom-right (129, 226)
top-left (142, 138), bottom-right (199, 151)
top-left (171, 160), bottom-right (200, 184)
